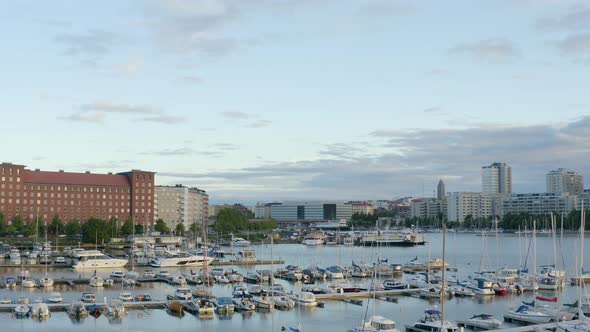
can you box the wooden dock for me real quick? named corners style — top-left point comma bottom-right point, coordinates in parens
top-left (314, 288), bottom-right (421, 301)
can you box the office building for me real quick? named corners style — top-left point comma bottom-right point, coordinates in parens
top-left (0, 162), bottom-right (154, 224)
top-left (270, 201), bottom-right (353, 221)
top-left (154, 185), bottom-right (208, 231)
top-left (546, 168), bottom-right (584, 195)
top-left (437, 179), bottom-right (446, 200)
top-left (349, 202), bottom-right (374, 215)
top-left (482, 162), bottom-right (512, 194)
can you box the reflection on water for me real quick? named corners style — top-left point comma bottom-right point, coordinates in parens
top-left (0, 233), bottom-right (587, 331)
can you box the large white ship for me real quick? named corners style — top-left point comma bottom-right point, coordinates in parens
top-left (149, 250), bottom-right (214, 268)
top-left (71, 250), bottom-right (128, 269)
top-left (302, 232), bottom-right (326, 246)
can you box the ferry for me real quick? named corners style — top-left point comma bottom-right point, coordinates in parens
top-left (71, 250), bottom-right (128, 269)
top-left (149, 250), bottom-right (214, 268)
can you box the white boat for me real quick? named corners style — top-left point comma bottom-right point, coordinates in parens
top-left (14, 303), bottom-right (30, 318)
top-left (406, 309), bottom-right (458, 332)
top-left (72, 250), bottom-right (128, 269)
top-left (504, 303), bottom-right (556, 324)
top-left (142, 269), bottom-right (156, 278)
top-left (383, 280), bottom-right (407, 290)
top-left (252, 295), bottom-right (274, 309)
top-left (122, 278), bottom-right (136, 287)
top-left (325, 266), bottom-right (345, 279)
top-left (175, 287), bottom-right (193, 300)
top-left (171, 274), bottom-right (187, 285)
top-left (39, 276), bottom-right (54, 287)
top-left (47, 292), bottom-right (63, 303)
top-left (193, 298), bottom-right (215, 315)
top-left (106, 299), bottom-right (125, 318)
top-left (302, 233), bottom-right (325, 246)
top-left (81, 292), bottom-right (96, 303)
top-left (150, 250), bottom-right (214, 268)
top-left (234, 248), bottom-right (257, 262)
top-left (0, 297), bottom-right (11, 304)
top-left (22, 278), bottom-right (36, 288)
top-left (466, 314), bottom-right (502, 329)
top-left (406, 275), bottom-right (429, 289)
top-left (291, 292), bottom-right (318, 307)
top-left (350, 315), bottom-right (400, 332)
top-left (104, 279), bottom-right (114, 287)
top-left (67, 301), bottom-right (88, 318)
top-left (126, 270), bottom-right (139, 280)
top-left (90, 276), bottom-right (104, 287)
top-left (273, 295), bottom-right (295, 309)
top-left (448, 285), bottom-right (475, 297)
top-left (110, 271), bottom-right (125, 281)
top-left (213, 297), bottom-right (235, 313)
top-left (31, 303), bottom-right (50, 319)
top-left (232, 297), bottom-right (255, 311)
top-left (231, 236), bottom-right (251, 247)
top-left (118, 292), bottom-right (133, 301)
top-left (54, 256), bottom-right (66, 264)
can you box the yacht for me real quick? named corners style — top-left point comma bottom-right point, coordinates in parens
top-left (47, 292), bottom-right (63, 303)
top-left (383, 280), bottom-right (407, 290)
top-left (106, 299), bottom-right (126, 318)
top-left (71, 250), bottom-right (128, 269)
top-left (118, 292), bottom-right (133, 301)
top-left (350, 315), bottom-right (400, 332)
top-left (290, 292), bottom-right (318, 307)
top-left (231, 236), bottom-right (251, 247)
top-left (406, 309), bottom-right (458, 332)
top-left (302, 233), bottom-right (325, 246)
top-left (150, 250), bottom-right (214, 267)
top-left (504, 303), bottom-right (557, 324)
top-left (39, 276), bottom-right (54, 287)
top-left (175, 287), bottom-right (193, 300)
top-left (14, 304), bottom-right (30, 318)
top-left (31, 303), bottom-right (50, 319)
top-left (67, 302), bottom-right (88, 318)
top-left (90, 276), bottom-right (104, 287)
top-left (465, 314), bottom-right (502, 330)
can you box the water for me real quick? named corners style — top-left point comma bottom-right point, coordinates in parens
top-left (1, 233), bottom-right (588, 331)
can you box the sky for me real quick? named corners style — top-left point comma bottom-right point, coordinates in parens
top-left (1, 0), bottom-right (590, 204)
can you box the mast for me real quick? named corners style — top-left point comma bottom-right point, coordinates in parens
top-left (533, 220), bottom-right (537, 310)
top-left (441, 222), bottom-right (446, 327)
top-left (579, 201), bottom-right (585, 319)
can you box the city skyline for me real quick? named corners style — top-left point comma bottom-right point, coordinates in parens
top-left (2, 1), bottom-right (590, 203)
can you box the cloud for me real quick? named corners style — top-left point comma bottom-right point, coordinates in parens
top-left (156, 117), bottom-right (590, 201)
top-left (58, 111), bottom-right (106, 124)
top-left (358, 0), bottom-right (415, 17)
top-left (54, 29), bottom-right (116, 64)
top-left (423, 106), bottom-right (443, 113)
top-left (220, 111), bottom-right (253, 120)
top-left (246, 120), bottom-right (271, 128)
top-left (142, 146), bottom-right (225, 157)
top-left (81, 100), bottom-right (159, 114)
top-left (535, 7), bottom-right (590, 31)
top-left (448, 38), bottom-right (520, 64)
top-left (78, 160), bottom-right (135, 170)
top-left (139, 114), bottom-right (187, 124)
top-left (554, 33), bottom-right (590, 56)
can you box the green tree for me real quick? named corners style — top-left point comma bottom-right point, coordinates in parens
top-left (154, 218), bottom-right (170, 234)
top-left (49, 215), bottom-right (64, 235)
top-left (0, 211), bottom-right (5, 236)
top-left (24, 222), bottom-right (37, 236)
top-left (12, 215), bottom-right (24, 234)
top-left (189, 222), bottom-right (199, 234)
top-left (214, 208), bottom-right (248, 234)
top-left (134, 224), bottom-right (144, 235)
top-left (81, 217), bottom-right (112, 244)
top-left (120, 218), bottom-right (134, 237)
top-left (175, 223), bottom-right (185, 235)
top-left (109, 216), bottom-right (118, 238)
top-left (64, 220), bottom-right (81, 237)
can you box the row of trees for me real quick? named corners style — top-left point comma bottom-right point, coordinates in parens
top-left (214, 207), bottom-right (276, 234)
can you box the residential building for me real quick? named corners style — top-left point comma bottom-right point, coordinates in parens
top-left (437, 179), bottom-right (446, 200)
top-left (501, 192), bottom-right (578, 216)
top-left (411, 197), bottom-right (447, 220)
top-left (447, 192), bottom-right (492, 223)
top-left (482, 162), bottom-right (512, 194)
top-left (0, 162), bottom-right (154, 225)
top-left (154, 185), bottom-right (209, 231)
top-left (270, 201), bottom-right (353, 221)
top-left (546, 168), bottom-right (584, 195)
top-left (349, 201), bottom-right (374, 215)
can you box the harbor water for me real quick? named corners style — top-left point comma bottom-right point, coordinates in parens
top-left (0, 233), bottom-right (588, 331)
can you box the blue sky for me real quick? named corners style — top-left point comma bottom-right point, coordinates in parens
top-left (1, 0), bottom-right (590, 203)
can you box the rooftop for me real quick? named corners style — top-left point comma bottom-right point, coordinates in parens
top-left (23, 169), bottom-right (131, 187)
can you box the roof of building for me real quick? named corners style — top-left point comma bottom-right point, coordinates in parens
top-left (23, 170), bottom-right (131, 187)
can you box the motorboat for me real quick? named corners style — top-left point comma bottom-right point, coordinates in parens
top-left (104, 279), bottom-right (114, 287)
top-left (150, 250), bottom-right (214, 267)
top-left (54, 256), bottom-right (66, 264)
top-left (90, 276), bottom-right (104, 287)
top-left (110, 271), bottom-right (125, 281)
top-left (249, 285), bottom-right (265, 296)
top-left (231, 236), bottom-right (251, 247)
top-left (463, 278), bottom-right (495, 296)
top-left (244, 272), bottom-right (261, 284)
top-left (118, 292), bottom-right (133, 302)
top-left (233, 297), bottom-right (256, 311)
top-left (213, 297), bottom-right (235, 314)
top-left (67, 301), bottom-right (89, 318)
top-left (14, 304), bottom-right (30, 318)
top-left (383, 280), bottom-right (407, 290)
top-left (21, 278), bottom-right (36, 288)
top-left (291, 292), bottom-right (318, 307)
top-left (448, 285), bottom-right (475, 297)
top-left (126, 270), bottom-right (139, 280)
top-left (31, 303), bottom-right (50, 319)
top-left (167, 300), bottom-right (184, 315)
top-left (350, 315), bottom-right (400, 332)
top-left (171, 274), bottom-right (187, 285)
top-left (232, 286), bottom-right (252, 299)
top-left (406, 274), bottom-right (429, 289)
top-left (538, 277), bottom-right (559, 290)
top-left (325, 266), bottom-right (345, 279)
top-left (17, 297), bottom-right (30, 304)
top-left (47, 292), bottom-right (63, 303)
top-left (504, 303), bottom-right (557, 324)
top-left (158, 270), bottom-right (171, 278)
top-left (194, 298), bottom-right (215, 315)
top-left (135, 294), bottom-right (152, 302)
top-left (466, 314), bottom-right (502, 329)
top-left (0, 297), bottom-right (11, 304)
top-left (215, 275), bottom-right (230, 284)
top-left (72, 250), bottom-right (128, 269)
top-left (302, 233), bottom-right (325, 246)
top-left (5, 277), bottom-right (17, 289)
top-left (405, 309), bottom-right (458, 332)
top-left (81, 292), bottom-right (96, 303)
top-left (252, 295), bottom-right (274, 309)
top-left (39, 276), bottom-right (54, 287)
top-left (175, 287), bottom-right (193, 300)
top-left (234, 248), bottom-right (257, 262)
top-left (142, 269), bottom-right (156, 279)
top-left (273, 295), bottom-right (295, 309)
top-left (122, 278), bottom-right (136, 287)
top-left (106, 299), bottom-right (125, 318)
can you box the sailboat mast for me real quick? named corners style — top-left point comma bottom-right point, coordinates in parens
top-left (579, 201), bottom-right (585, 318)
top-left (533, 220), bottom-right (537, 310)
top-left (441, 223), bottom-right (446, 327)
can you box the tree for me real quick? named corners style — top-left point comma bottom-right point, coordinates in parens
top-left (109, 216), bottom-right (118, 238)
top-left (214, 208), bottom-right (248, 234)
top-left (120, 218), bottom-right (134, 237)
top-left (81, 217), bottom-right (112, 244)
top-left (134, 224), bottom-right (144, 235)
top-left (175, 223), bottom-right (185, 235)
top-left (12, 215), bottom-right (24, 234)
top-left (154, 218), bottom-right (170, 234)
top-left (24, 222), bottom-right (37, 237)
top-left (49, 215), bottom-right (64, 235)
top-left (65, 220), bottom-right (81, 237)
top-left (0, 211), bottom-right (5, 235)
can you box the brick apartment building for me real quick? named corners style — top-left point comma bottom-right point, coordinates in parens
top-left (0, 162), bottom-right (155, 225)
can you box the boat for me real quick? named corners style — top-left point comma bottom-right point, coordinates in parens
top-left (383, 280), bottom-right (407, 290)
top-left (406, 309), bottom-right (458, 332)
top-left (231, 236), bottom-right (251, 247)
top-left (106, 299), bottom-right (125, 318)
top-left (249, 284), bottom-right (265, 296)
top-left (54, 256), bottom-right (66, 264)
top-left (39, 276), bottom-right (54, 288)
top-left (175, 287), bottom-right (193, 300)
top-left (110, 271), bottom-right (125, 281)
top-left (234, 248), bottom-right (257, 262)
top-left (273, 295), bottom-right (295, 310)
top-left (118, 292), bottom-right (133, 302)
top-left (158, 270), bottom-right (171, 278)
top-left (104, 279), bottom-right (114, 287)
top-left (122, 278), bottom-right (137, 287)
top-left (448, 285), bottom-right (475, 297)
top-left (171, 274), bottom-right (187, 285)
top-left (464, 278), bottom-right (495, 296)
top-left (67, 301), bottom-right (89, 318)
top-left (232, 297), bottom-right (256, 311)
top-left (167, 300), bottom-right (184, 315)
top-left (192, 298), bottom-right (215, 315)
top-left (465, 314), bottom-right (502, 329)
top-left (302, 232), bottom-right (325, 246)
top-left (88, 304), bottom-right (103, 318)
top-left (232, 285), bottom-right (252, 299)
top-left (80, 292), bottom-right (96, 303)
top-left (0, 297), bottom-right (11, 304)
top-left (14, 304), bottom-right (30, 318)
top-left (150, 250), bottom-right (214, 267)
top-left (5, 277), bottom-right (17, 289)
top-left (30, 302), bottom-right (50, 319)
top-left (47, 292), bottom-right (63, 303)
top-left (21, 278), bottom-right (36, 288)
top-left (244, 272), bottom-right (261, 284)
top-left (504, 302), bottom-right (557, 324)
top-left (291, 292), bottom-right (318, 307)
top-left (71, 250), bottom-right (128, 269)
top-left (252, 295), bottom-right (274, 309)
top-left (325, 266), bottom-right (345, 279)
top-left (350, 315), bottom-right (400, 332)
top-left (90, 276), bottom-right (104, 287)
top-left (142, 269), bottom-right (156, 278)
top-left (213, 297), bottom-right (235, 314)
top-left (135, 294), bottom-right (152, 302)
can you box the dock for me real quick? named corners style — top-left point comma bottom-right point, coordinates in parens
top-left (314, 288), bottom-right (421, 301)
top-left (0, 260), bottom-right (285, 269)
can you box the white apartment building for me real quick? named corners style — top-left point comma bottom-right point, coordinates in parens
top-left (546, 168), bottom-right (584, 195)
top-left (447, 192), bottom-right (493, 223)
top-left (155, 185), bottom-right (209, 231)
top-left (411, 198), bottom-right (447, 219)
top-left (501, 192), bottom-right (578, 216)
top-left (482, 162), bottom-right (512, 194)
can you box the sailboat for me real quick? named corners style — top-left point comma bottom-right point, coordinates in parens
top-left (407, 224), bottom-right (458, 332)
top-left (39, 220), bottom-right (54, 287)
top-left (504, 220), bottom-right (558, 324)
top-left (126, 219), bottom-right (139, 280)
top-left (557, 205), bottom-right (590, 332)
